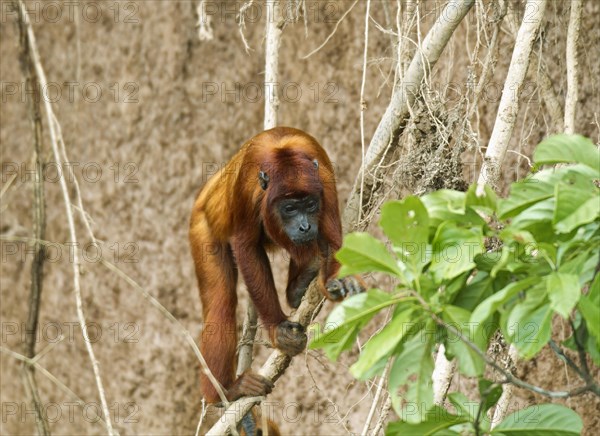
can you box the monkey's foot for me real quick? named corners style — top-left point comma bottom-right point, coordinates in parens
top-left (326, 276), bottom-right (366, 300)
top-left (273, 320), bottom-right (307, 356)
top-left (226, 370), bottom-right (274, 401)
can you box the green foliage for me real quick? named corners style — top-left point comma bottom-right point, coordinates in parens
top-left (491, 404), bottom-right (582, 435)
top-left (310, 135), bottom-right (598, 434)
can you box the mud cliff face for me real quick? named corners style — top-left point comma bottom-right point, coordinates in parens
top-left (1, 1), bottom-right (598, 435)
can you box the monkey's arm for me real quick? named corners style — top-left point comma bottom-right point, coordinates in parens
top-left (317, 238), bottom-right (366, 301)
top-left (231, 235), bottom-right (307, 356)
top-left (285, 258), bottom-right (319, 309)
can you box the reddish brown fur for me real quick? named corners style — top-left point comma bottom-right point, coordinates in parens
top-left (189, 127), bottom-right (348, 403)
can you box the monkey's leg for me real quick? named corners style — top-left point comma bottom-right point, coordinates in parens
top-left (190, 218), bottom-right (238, 403)
top-left (191, 216), bottom-right (273, 402)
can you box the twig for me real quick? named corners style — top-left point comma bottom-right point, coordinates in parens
top-left (570, 319), bottom-right (599, 396)
top-left (490, 343), bottom-right (519, 427)
top-left (358, 0), bottom-right (372, 224)
top-left (549, 339), bottom-right (587, 381)
top-left (1, 346), bottom-right (110, 432)
top-left (301, 0), bottom-right (359, 59)
top-left (197, 0), bottom-right (214, 41)
top-left (422, 299), bottom-right (599, 399)
top-left (3, 240), bottom-right (229, 418)
top-left (14, 1), bottom-right (116, 433)
top-left (15, 3), bottom-right (49, 433)
top-left (237, 1), bottom-right (255, 53)
top-left (99, 257), bottom-right (228, 403)
top-left (237, 304), bottom-right (259, 377)
top-left (370, 396), bottom-right (392, 436)
top-left (360, 359), bottom-right (390, 436)
top-left (206, 396), bottom-right (265, 436)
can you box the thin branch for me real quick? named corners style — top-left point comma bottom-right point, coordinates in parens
top-left (301, 0), bottom-right (359, 59)
top-left (370, 395), bottom-right (392, 436)
top-left (360, 359), bottom-right (391, 436)
top-left (196, 0), bottom-right (214, 41)
top-left (14, 1), bottom-right (115, 433)
top-left (1, 234), bottom-right (230, 407)
top-left (490, 343), bottom-right (519, 427)
top-left (358, 0), bottom-right (372, 224)
top-left (237, 304), bottom-right (258, 377)
top-left (570, 319), bottom-right (599, 396)
top-left (1, 346), bottom-right (110, 432)
top-left (407, 290), bottom-right (599, 401)
top-left (237, 1), bottom-right (255, 53)
top-left (16, 3), bottom-right (49, 433)
top-left (99, 257), bottom-right (229, 402)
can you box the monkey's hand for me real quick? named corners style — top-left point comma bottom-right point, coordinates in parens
top-left (226, 370), bottom-right (274, 402)
top-left (326, 276), bottom-right (366, 301)
top-left (272, 320), bottom-right (307, 356)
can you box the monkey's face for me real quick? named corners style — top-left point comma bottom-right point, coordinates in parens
top-left (277, 195), bottom-right (320, 245)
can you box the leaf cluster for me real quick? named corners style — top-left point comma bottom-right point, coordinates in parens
top-left (310, 135), bottom-right (599, 435)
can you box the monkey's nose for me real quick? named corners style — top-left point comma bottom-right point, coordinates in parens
top-left (299, 223), bottom-right (311, 233)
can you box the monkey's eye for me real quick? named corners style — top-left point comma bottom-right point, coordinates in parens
top-left (306, 201), bottom-right (318, 212)
top-left (283, 204), bottom-right (297, 215)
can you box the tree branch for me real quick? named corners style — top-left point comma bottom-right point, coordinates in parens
top-left (344, 0), bottom-right (476, 231)
top-left (14, 1), bottom-right (116, 433)
top-left (564, 0), bottom-right (582, 134)
top-left (477, 0), bottom-right (548, 189)
top-left (15, 2), bottom-right (49, 433)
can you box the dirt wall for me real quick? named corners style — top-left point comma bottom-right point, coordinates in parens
top-left (1, 1), bottom-right (598, 435)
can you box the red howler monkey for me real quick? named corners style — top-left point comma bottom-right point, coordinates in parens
top-left (189, 127), bottom-right (364, 403)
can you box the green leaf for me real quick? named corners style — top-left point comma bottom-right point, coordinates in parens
top-left (471, 277), bottom-right (538, 326)
top-left (389, 327), bottom-right (435, 423)
top-left (443, 305), bottom-right (485, 376)
top-left (478, 379), bottom-right (503, 414)
top-left (421, 190), bottom-right (485, 228)
top-left (555, 196), bottom-right (600, 234)
top-left (380, 197), bottom-right (430, 275)
top-left (579, 273), bottom-right (600, 343)
top-left (547, 273), bottom-right (581, 318)
top-left (509, 198), bottom-right (555, 231)
top-left (447, 392), bottom-right (476, 421)
top-left (498, 171), bottom-right (559, 219)
top-left (350, 307), bottom-right (416, 379)
top-left (453, 272), bottom-right (493, 311)
top-left (386, 406), bottom-right (467, 436)
top-left (337, 232), bottom-right (403, 278)
top-left (506, 300), bottom-right (553, 359)
top-left (465, 183), bottom-right (498, 215)
top-left (429, 222), bottom-right (483, 283)
top-left (491, 403), bottom-right (583, 435)
top-left (309, 289), bottom-right (393, 360)
top-left (534, 134), bottom-right (600, 173)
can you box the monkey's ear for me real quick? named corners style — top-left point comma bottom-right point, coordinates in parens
top-left (258, 171), bottom-right (270, 190)
top-left (312, 159), bottom-right (319, 170)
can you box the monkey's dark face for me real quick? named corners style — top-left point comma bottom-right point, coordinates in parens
top-left (277, 195), bottom-right (320, 245)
